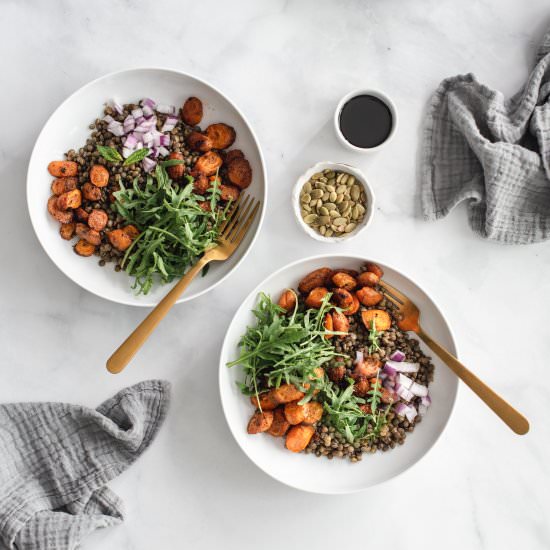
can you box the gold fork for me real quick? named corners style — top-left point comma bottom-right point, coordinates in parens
top-left (106, 194), bottom-right (261, 374)
top-left (378, 279), bottom-right (529, 435)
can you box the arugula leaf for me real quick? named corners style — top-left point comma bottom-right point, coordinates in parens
top-left (96, 145), bottom-right (123, 163)
top-left (123, 148), bottom-right (150, 166)
top-left (228, 292), bottom-right (393, 443)
top-left (112, 164), bottom-right (227, 294)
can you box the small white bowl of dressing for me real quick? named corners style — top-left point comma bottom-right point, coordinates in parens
top-left (334, 89), bottom-right (398, 153)
top-left (292, 161), bottom-right (375, 243)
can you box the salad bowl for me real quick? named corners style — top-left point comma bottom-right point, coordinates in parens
top-left (27, 67), bottom-right (267, 306)
top-left (219, 254), bottom-right (459, 494)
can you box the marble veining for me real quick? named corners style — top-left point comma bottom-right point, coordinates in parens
top-left (1, 0), bottom-right (549, 548)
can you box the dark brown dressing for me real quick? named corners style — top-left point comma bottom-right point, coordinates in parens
top-left (339, 95), bottom-right (393, 148)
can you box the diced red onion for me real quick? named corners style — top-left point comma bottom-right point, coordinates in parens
top-left (142, 157), bottom-right (156, 172)
top-left (405, 405), bottom-right (417, 423)
top-left (398, 374), bottom-right (413, 389)
top-left (150, 147), bottom-right (159, 159)
top-left (135, 142), bottom-right (144, 150)
top-left (158, 146), bottom-right (170, 157)
top-left (107, 121), bottom-right (124, 137)
top-left (159, 134), bottom-right (170, 146)
top-left (410, 381), bottom-right (428, 397)
top-left (143, 132), bottom-right (154, 146)
top-left (355, 351), bottom-right (364, 364)
top-left (134, 115), bottom-right (145, 125)
top-left (394, 403), bottom-right (409, 416)
top-left (123, 116), bottom-right (135, 133)
top-left (389, 350), bottom-right (406, 362)
top-left (161, 116), bottom-right (178, 132)
top-left (142, 104), bottom-right (154, 118)
top-left (122, 147), bottom-right (133, 159)
top-left (421, 395), bottom-right (432, 407)
top-left (385, 359), bottom-right (419, 373)
top-left (112, 101), bottom-right (124, 115)
top-left (395, 384), bottom-right (414, 402)
top-left (124, 134), bottom-right (138, 149)
top-left (383, 378), bottom-right (395, 389)
top-left (418, 404), bottom-right (428, 416)
top-left (141, 98), bottom-right (156, 109)
top-left (135, 119), bottom-right (156, 133)
top-left (131, 108), bottom-right (143, 119)
top-left (103, 114), bottom-right (114, 124)
top-left (383, 363), bottom-right (397, 377)
top-left (379, 372), bottom-right (388, 381)
top-left (156, 104), bottom-right (176, 115)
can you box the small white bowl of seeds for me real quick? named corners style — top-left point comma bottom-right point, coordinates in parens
top-left (292, 161), bottom-right (374, 242)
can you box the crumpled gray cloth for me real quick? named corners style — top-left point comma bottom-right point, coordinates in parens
top-left (421, 26), bottom-right (550, 244)
top-left (0, 380), bottom-right (170, 550)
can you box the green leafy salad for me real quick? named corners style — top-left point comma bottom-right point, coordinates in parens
top-left (227, 292), bottom-right (391, 443)
top-left (112, 162), bottom-right (228, 294)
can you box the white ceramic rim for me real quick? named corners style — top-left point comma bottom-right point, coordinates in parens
top-left (26, 66), bottom-right (268, 307)
top-left (334, 88), bottom-right (398, 153)
top-left (291, 162), bottom-right (375, 243)
top-left (219, 253), bottom-right (459, 494)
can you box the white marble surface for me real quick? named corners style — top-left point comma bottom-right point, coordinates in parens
top-left (2, 0), bottom-right (550, 548)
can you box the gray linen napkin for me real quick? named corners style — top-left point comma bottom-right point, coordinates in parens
top-left (421, 26), bottom-right (550, 244)
top-left (0, 380), bottom-right (170, 550)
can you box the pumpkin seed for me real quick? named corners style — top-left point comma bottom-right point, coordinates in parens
top-left (336, 185), bottom-right (347, 195)
top-left (301, 193), bottom-right (311, 204)
top-left (335, 193), bottom-right (344, 204)
top-left (329, 209), bottom-right (340, 218)
top-left (302, 204), bottom-right (311, 212)
top-left (319, 215), bottom-right (331, 225)
top-left (344, 222), bottom-right (357, 233)
top-left (303, 182), bottom-right (312, 194)
top-left (321, 191), bottom-right (328, 201)
top-left (323, 202), bottom-right (336, 211)
top-left (347, 176), bottom-right (356, 185)
top-left (325, 229), bottom-right (333, 237)
top-left (336, 173), bottom-right (344, 183)
top-left (339, 200), bottom-right (349, 212)
top-left (350, 185), bottom-right (361, 201)
top-left (329, 192), bottom-right (337, 202)
top-left (326, 184), bottom-right (335, 193)
top-left (311, 189), bottom-right (323, 199)
top-left (319, 225), bottom-right (326, 235)
top-left (319, 206), bottom-right (329, 216)
top-left (333, 217), bottom-right (347, 226)
top-left (303, 213), bottom-right (318, 224)
top-left (312, 172), bottom-right (323, 179)
top-left (352, 205), bottom-right (360, 219)
top-left (341, 174), bottom-right (349, 184)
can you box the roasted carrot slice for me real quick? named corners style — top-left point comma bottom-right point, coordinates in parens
top-left (226, 158), bottom-right (252, 189)
top-left (87, 209), bottom-right (108, 231)
top-left (361, 309), bottom-right (392, 332)
top-left (51, 177), bottom-right (77, 196)
top-left (74, 239), bottom-right (96, 257)
top-left (285, 424), bottom-right (315, 452)
top-left (194, 151), bottom-right (223, 176)
top-left (205, 123), bottom-right (236, 150)
top-left (59, 223), bottom-right (75, 240)
top-left (56, 189), bottom-right (82, 211)
top-left (48, 161), bottom-right (78, 177)
top-left (89, 165), bottom-right (109, 187)
top-left (181, 97), bottom-right (203, 126)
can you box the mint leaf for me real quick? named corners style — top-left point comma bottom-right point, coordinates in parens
top-left (123, 148), bottom-right (150, 166)
top-left (96, 145), bottom-right (123, 163)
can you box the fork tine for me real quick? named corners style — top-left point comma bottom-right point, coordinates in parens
top-left (226, 197), bottom-right (254, 241)
top-left (379, 288), bottom-right (401, 307)
top-left (230, 200), bottom-right (260, 245)
top-left (222, 195), bottom-right (250, 238)
top-left (378, 280), bottom-right (406, 304)
top-left (218, 193), bottom-right (243, 233)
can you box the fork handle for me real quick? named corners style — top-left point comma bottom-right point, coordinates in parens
top-left (106, 257), bottom-right (209, 374)
top-left (417, 326), bottom-right (529, 435)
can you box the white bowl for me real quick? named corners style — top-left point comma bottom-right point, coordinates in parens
top-left (219, 254), bottom-right (458, 494)
top-left (27, 67), bottom-right (267, 307)
top-left (334, 88), bottom-right (398, 153)
top-left (292, 162), bottom-right (375, 243)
